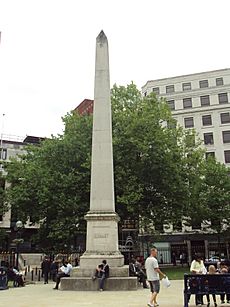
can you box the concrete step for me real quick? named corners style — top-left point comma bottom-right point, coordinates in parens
top-left (60, 277), bottom-right (138, 291)
top-left (72, 265), bottom-right (129, 277)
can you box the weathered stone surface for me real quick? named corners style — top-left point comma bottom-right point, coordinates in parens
top-left (80, 30), bottom-right (124, 267)
top-left (72, 265), bottom-right (129, 277)
top-left (60, 277), bottom-right (138, 291)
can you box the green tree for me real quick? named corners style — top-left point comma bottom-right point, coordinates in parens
top-left (6, 113), bottom-right (92, 251)
top-left (111, 83), bottom-right (204, 231)
top-left (5, 83), bottom-right (229, 250)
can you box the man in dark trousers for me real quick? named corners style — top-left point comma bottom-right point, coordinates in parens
top-left (129, 258), bottom-right (148, 288)
top-left (99, 260), bottom-right (109, 291)
top-left (41, 256), bottom-right (51, 284)
top-left (92, 260), bottom-right (110, 291)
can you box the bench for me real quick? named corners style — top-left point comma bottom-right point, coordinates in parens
top-left (184, 273), bottom-right (230, 307)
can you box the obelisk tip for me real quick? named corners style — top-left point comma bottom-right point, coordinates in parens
top-left (96, 30), bottom-right (107, 43)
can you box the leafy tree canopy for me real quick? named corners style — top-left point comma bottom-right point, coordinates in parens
top-left (4, 83), bottom-right (230, 249)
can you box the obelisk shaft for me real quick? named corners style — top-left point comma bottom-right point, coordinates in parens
top-left (90, 31), bottom-right (114, 212)
top-left (80, 31), bottom-right (124, 267)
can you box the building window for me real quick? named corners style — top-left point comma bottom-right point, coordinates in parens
top-left (218, 93), bottom-right (228, 104)
top-left (199, 80), bottom-right (209, 88)
top-left (204, 132), bottom-right (214, 145)
top-left (144, 92), bottom-right (147, 97)
top-left (202, 115), bottom-right (212, 126)
top-left (183, 98), bottom-right (192, 109)
top-left (184, 117), bottom-right (194, 128)
top-left (182, 82), bottom-right (191, 91)
top-left (223, 131), bottom-right (230, 143)
top-left (152, 87), bottom-right (160, 95)
top-left (0, 148), bottom-right (7, 160)
top-left (200, 95), bottom-right (210, 106)
top-left (220, 112), bottom-right (230, 124)
top-left (167, 100), bottom-right (175, 110)
top-left (216, 77), bottom-right (224, 86)
top-left (166, 85), bottom-right (175, 93)
top-left (224, 150), bottom-right (230, 163)
top-left (206, 152), bottom-right (215, 159)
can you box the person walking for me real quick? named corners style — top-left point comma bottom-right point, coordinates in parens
top-left (145, 247), bottom-right (166, 307)
top-left (41, 256), bottom-right (51, 284)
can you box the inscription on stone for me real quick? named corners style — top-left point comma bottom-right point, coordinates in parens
top-left (94, 233), bottom-right (109, 238)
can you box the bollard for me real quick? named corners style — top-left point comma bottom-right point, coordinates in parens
top-left (24, 259), bottom-right (26, 266)
top-left (31, 270), bottom-right (34, 281)
top-left (28, 265), bottom-right (30, 272)
top-left (38, 270), bottom-right (41, 282)
top-left (35, 267), bottom-right (38, 275)
top-left (25, 267), bottom-right (27, 276)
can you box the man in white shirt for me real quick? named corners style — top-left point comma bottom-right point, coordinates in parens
top-left (53, 260), bottom-right (72, 290)
top-left (145, 247), bottom-right (166, 307)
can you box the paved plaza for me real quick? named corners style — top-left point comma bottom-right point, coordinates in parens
top-left (1, 280), bottom-right (184, 307)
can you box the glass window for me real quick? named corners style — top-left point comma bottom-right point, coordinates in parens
top-left (206, 152), bottom-right (215, 159)
top-left (167, 100), bottom-right (175, 110)
top-left (224, 150), bottom-right (230, 163)
top-left (216, 77), bottom-right (224, 86)
top-left (152, 87), bottom-right (160, 95)
top-left (182, 82), bottom-right (191, 91)
top-left (218, 93), bottom-right (228, 104)
top-left (183, 98), bottom-right (192, 109)
top-left (223, 131), bottom-right (230, 143)
top-left (200, 95), bottom-right (210, 106)
top-left (184, 117), bottom-right (194, 128)
top-left (204, 132), bottom-right (214, 145)
top-left (202, 115), bottom-right (212, 126)
top-left (199, 80), bottom-right (209, 88)
top-left (220, 112), bottom-right (230, 124)
top-left (166, 85), bottom-right (175, 93)
top-left (0, 148), bottom-right (7, 160)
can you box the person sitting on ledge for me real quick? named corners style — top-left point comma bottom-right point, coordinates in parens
top-left (129, 258), bottom-right (148, 288)
top-left (53, 259), bottom-right (72, 290)
top-left (92, 260), bottom-right (109, 291)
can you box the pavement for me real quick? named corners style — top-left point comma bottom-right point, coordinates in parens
top-left (1, 279), bottom-right (229, 307)
top-left (1, 280), bottom-right (183, 307)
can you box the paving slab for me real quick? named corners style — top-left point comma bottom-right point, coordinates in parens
top-left (0, 280), bottom-right (182, 307)
top-left (1, 279), bottom-right (228, 307)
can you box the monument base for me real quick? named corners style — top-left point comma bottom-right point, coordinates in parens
top-left (60, 276), bottom-right (138, 291)
top-left (60, 265), bottom-right (138, 291)
top-left (79, 254), bottom-right (124, 268)
top-left (72, 265), bottom-right (129, 277)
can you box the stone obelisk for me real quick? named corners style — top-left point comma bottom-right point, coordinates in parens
top-left (80, 31), bottom-right (124, 268)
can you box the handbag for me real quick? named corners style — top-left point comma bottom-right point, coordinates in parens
top-left (162, 276), bottom-right (171, 288)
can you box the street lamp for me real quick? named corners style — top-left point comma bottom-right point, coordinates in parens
top-left (13, 221), bottom-right (24, 269)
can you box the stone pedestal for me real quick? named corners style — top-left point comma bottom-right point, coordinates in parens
top-left (60, 276), bottom-right (138, 291)
top-left (80, 211), bottom-right (124, 268)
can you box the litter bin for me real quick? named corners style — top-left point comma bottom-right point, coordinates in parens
top-left (0, 266), bottom-right (8, 290)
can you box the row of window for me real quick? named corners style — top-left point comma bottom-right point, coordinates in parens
top-left (202, 131), bottom-right (230, 145)
top-left (167, 93), bottom-right (229, 110)
top-left (184, 112), bottom-right (230, 128)
top-left (206, 150), bottom-right (230, 163)
top-left (151, 77), bottom-right (224, 95)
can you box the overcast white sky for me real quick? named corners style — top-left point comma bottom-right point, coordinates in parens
top-left (0, 0), bottom-right (229, 139)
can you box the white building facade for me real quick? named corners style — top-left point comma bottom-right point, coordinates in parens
top-left (141, 69), bottom-right (230, 262)
top-left (142, 68), bottom-right (230, 166)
